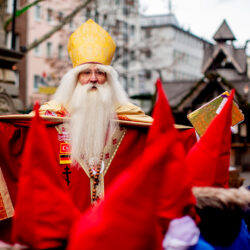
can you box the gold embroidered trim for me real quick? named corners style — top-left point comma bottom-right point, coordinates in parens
top-left (76, 126), bottom-right (127, 177)
top-left (55, 124), bottom-right (127, 203)
top-left (76, 126), bottom-right (126, 203)
top-left (103, 128), bottom-right (126, 175)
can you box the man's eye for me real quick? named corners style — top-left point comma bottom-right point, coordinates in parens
top-left (97, 71), bottom-right (105, 76)
top-left (83, 71), bottom-right (91, 75)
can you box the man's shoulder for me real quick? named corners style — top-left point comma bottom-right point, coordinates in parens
top-left (0, 113), bottom-right (65, 126)
top-left (115, 103), bottom-right (153, 127)
top-left (38, 100), bottom-right (68, 117)
top-left (115, 103), bottom-right (194, 130)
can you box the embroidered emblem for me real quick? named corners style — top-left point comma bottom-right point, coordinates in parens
top-left (105, 153), bottom-right (110, 159)
top-left (59, 154), bottom-right (72, 164)
top-left (60, 143), bottom-right (71, 154)
top-left (62, 166), bottom-right (72, 185)
top-left (58, 132), bottom-right (70, 142)
top-left (56, 124), bottom-right (70, 142)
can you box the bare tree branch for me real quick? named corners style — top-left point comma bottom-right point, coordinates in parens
top-left (3, 0), bottom-right (46, 30)
top-left (25, 0), bottom-right (94, 52)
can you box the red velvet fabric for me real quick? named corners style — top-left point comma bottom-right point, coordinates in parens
top-left (186, 90), bottom-right (234, 188)
top-left (11, 108), bottom-right (80, 249)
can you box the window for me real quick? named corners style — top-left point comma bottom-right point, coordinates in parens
top-left (103, 14), bottom-right (107, 26)
top-left (130, 50), bottom-right (135, 60)
top-left (123, 32), bottom-right (128, 42)
top-left (130, 77), bottom-right (135, 88)
top-left (94, 11), bottom-right (99, 23)
top-left (6, 0), bottom-right (13, 14)
top-left (6, 0), bottom-right (20, 14)
top-left (145, 70), bottom-right (151, 79)
top-left (122, 59), bottom-right (128, 68)
top-left (122, 49), bottom-right (129, 67)
top-left (130, 25), bottom-right (135, 37)
top-left (145, 49), bottom-right (151, 58)
top-left (58, 12), bottom-right (63, 22)
top-left (34, 75), bottom-right (40, 91)
top-left (122, 76), bottom-right (128, 91)
top-left (47, 9), bottom-right (53, 23)
top-left (139, 75), bottom-right (145, 92)
top-left (46, 42), bottom-right (52, 58)
top-left (86, 8), bottom-right (91, 19)
top-left (69, 20), bottom-right (75, 32)
top-left (145, 28), bottom-right (151, 38)
top-left (139, 81), bottom-right (145, 92)
top-left (5, 31), bottom-right (11, 49)
top-left (116, 20), bottom-right (120, 29)
top-left (116, 46), bottom-right (120, 58)
top-left (123, 22), bottom-right (128, 42)
top-left (123, 21), bottom-right (128, 31)
top-left (58, 44), bottom-right (63, 59)
top-left (34, 44), bottom-right (41, 56)
top-left (34, 5), bottom-right (42, 21)
top-left (14, 34), bottom-right (20, 51)
top-left (12, 70), bottom-right (19, 88)
top-left (123, 6), bottom-right (129, 15)
top-left (115, 0), bottom-right (120, 6)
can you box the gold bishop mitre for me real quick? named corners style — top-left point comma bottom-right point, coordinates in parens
top-left (67, 19), bottom-right (116, 67)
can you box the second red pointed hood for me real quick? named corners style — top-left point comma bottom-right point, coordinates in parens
top-left (186, 90), bottom-right (235, 188)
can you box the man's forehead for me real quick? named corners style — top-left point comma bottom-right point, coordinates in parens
top-left (81, 64), bottom-right (104, 72)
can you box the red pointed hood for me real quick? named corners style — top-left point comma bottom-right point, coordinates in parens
top-left (12, 102), bottom-right (80, 249)
top-left (186, 90), bottom-right (234, 188)
top-left (153, 79), bottom-right (196, 222)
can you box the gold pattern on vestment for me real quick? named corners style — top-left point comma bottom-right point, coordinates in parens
top-left (55, 124), bottom-right (126, 204)
top-left (77, 127), bottom-right (126, 204)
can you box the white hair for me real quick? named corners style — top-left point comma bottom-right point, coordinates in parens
top-left (53, 64), bottom-right (128, 109)
top-left (68, 82), bottom-right (117, 165)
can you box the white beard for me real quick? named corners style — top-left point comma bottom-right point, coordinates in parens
top-left (68, 82), bottom-right (118, 165)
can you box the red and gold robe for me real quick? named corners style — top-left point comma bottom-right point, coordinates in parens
top-left (0, 104), bottom-right (196, 243)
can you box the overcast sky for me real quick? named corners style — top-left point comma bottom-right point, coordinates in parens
top-left (140, 0), bottom-right (250, 53)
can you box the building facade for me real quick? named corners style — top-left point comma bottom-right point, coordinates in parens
top-left (5, 0), bottom-right (141, 109)
top-left (4, 0), bottom-right (213, 111)
top-left (1, 0), bottom-right (24, 113)
top-left (162, 19), bottom-right (250, 170)
top-left (140, 12), bottom-right (211, 94)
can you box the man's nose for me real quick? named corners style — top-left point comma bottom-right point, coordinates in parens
top-left (90, 72), bottom-right (98, 83)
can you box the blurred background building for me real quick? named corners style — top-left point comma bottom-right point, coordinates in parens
top-left (140, 9), bottom-right (211, 90)
top-left (4, 0), bottom-right (143, 108)
top-left (0, 0), bottom-right (24, 114)
top-left (162, 19), bottom-right (250, 171)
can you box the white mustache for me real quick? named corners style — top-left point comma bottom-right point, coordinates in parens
top-left (86, 83), bottom-right (99, 91)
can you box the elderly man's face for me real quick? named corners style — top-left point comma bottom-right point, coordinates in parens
top-left (78, 64), bottom-right (107, 85)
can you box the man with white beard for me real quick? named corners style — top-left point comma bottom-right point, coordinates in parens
top-left (30, 19), bottom-right (195, 207)
top-left (37, 19), bottom-right (154, 205)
